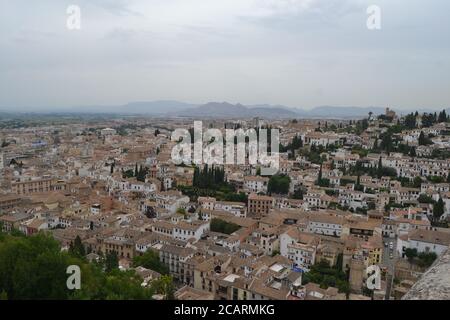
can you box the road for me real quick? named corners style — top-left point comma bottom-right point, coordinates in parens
top-left (381, 236), bottom-right (397, 299)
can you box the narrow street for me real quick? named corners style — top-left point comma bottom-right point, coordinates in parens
top-left (381, 236), bottom-right (397, 299)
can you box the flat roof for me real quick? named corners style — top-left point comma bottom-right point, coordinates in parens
top-left (223, 274), bottom-right (240, 283)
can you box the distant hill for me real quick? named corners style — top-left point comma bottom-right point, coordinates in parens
top-left (2, 100), bottom-right (447, 119)
top-left (304, 106), bottom-right (386, 118)
top-left (172, 102), bottom-right (299, 119)
top-left (170, 102), bottom-right (387, 119)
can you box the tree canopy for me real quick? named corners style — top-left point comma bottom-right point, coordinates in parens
top-left (133, 250), bottom-right (169, 275)
top-left (0, 232), bottom-right (172, 300)
top-left (210, 218), bottom-right (240, 235)
top-left (268, 174), bottom-right (291, 195)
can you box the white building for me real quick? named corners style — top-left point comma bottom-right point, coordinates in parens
top-left (214, 201), bottom-right (247, 218)
top-left (243, 176), bottom-right (269, 194)
top-left (100, 128), bottom-right (117, 136)
top-left (0, 152), bottom-right (7, 169)
top-left (397, 229), bottom-right (450, 258)
top-left (173, 221), bottom-right (210, 242)
top-left (280, 228), bottom-right (319, 272)
top-left (307, 214), bottom-right (344, 237)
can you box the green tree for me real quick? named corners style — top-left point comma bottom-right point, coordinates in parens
top-left (419, 132), bottom-right (434, 146)
top-left (417, 252), bottom-right (437, 268)
top-left (0, 231), bottom-right (157, 300)
top-left (417, 194), bottom-right (434, 204)
top-left (302, 260), bottom-right (349, 294)
top-left (422, 113), bottom-right (436, 127)
top-left (377, 157), bottom-right (383, 179)
top-left (433, 197), bottom-right (445, 220)
top-left (69, 235), bottom-right (85, 258)
top-left (210, 218), bottom-right (240, 235)
top-left (122, 169), bottom-right (134, 179)
top-left (0, 233), bottom-right (73, 299)
top-left (438, 110), bottom-right (447, 123)
top-left (404, 113), bottom-right (417, 129)
top-left (268, 174), bottom-right (291, 194)
top-left (379, 133), bottom-right (393, 152)
top-left (292, 188), bottom-right (304, 200)
top-left (152, 275), bottom-right (175, 300)
top-left (192, 165), bottom-right (226, 189)
top-left (105, 251), bottom-right (119, 273)
top-left (412, 176), bottom-right (422, 188)
top-left (355, 175), bottom-right (364, 191)
top-left (133, 250), bottom-right (169, 275)
top-left (316, 164), bottom-right (330, 187)
top-left (405, 248), bottom-right (418, 261)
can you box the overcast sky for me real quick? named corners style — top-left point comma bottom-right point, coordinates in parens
top-left (0, 0), bottom-right (449, 110)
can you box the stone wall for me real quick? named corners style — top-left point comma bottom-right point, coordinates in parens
top-left (402, 248), bottom-right (450, 300)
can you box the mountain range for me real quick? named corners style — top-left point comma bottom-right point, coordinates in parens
top-left (1, 101), bottom-right (448, 119)
top-left (118, 101), bottom-right (393, 119)
top-left (170, 102), bottom-right (300, 119)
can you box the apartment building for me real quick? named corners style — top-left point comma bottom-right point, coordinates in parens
top-left (397, 229), bottom-right (450, 257)
top-left (247, 194), bottom-right (274, 219)
top-left (243, 176), bottom-right (269, 194)
top-left (12, 177), bottom-right (53, 195)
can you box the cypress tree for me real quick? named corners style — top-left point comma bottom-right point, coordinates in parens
top-left (433, 197), bottom-right (445, 220)
top-left (317, 164), bottom-right (323, 185)
top-left (377, 157), bottom-right (383, 178)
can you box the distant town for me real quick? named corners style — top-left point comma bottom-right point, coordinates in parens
top-left (1, 107), bottom-right (450, 300)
